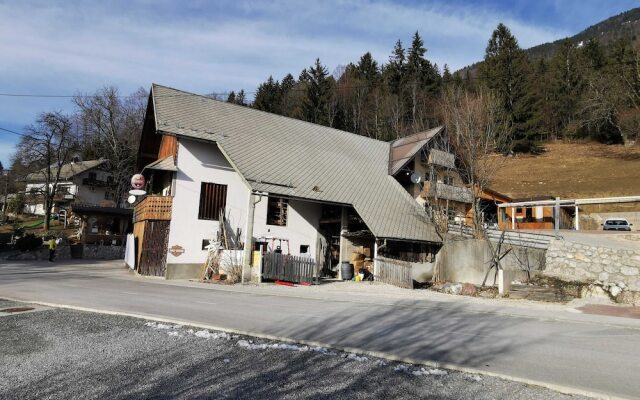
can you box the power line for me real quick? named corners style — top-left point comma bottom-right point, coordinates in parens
top-left (0, 126), bottom-right (29, 138)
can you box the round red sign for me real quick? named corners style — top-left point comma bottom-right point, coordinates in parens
top-left (131, 174), bottom-right (145, 190)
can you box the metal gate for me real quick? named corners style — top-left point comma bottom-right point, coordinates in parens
top-left (138, 220), bottom-right (170, 276)
top-left (262, 252), bottom-right (317, 284)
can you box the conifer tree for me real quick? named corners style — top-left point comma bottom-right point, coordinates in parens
top-left (356, 52), bottom-right (379, 85)
top-left (385, 39), bottom-right (405, 94)
top-left (253, 76), bottom-right (282, 113)
top-left (235, 90), bottom-right (246, 106)
top-left (548, 39), bottom-right (583, 137)
top-left (442, 64), bottom-right (452, 86)
top-left (301, 58), bottom-right (332, 125)
top-left (482, 23), bottom-right (535, 151)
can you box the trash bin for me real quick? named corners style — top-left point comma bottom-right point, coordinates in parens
top-left (340, 262), bottom-right (354, 280)
top-left (70, 244), bottom-right (83, 259)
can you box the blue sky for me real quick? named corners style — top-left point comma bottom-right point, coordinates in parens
top-left (1, 0), bottom-right (638, 167)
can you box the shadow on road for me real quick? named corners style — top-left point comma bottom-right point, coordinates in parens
top-left (5, 303), bottom-right (537, 400)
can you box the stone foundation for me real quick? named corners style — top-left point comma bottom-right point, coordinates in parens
top-left (6, 245), bottom-right (124, 261)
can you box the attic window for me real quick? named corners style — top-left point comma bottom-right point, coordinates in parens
top-left (266, 197), bottom-right (288, 226)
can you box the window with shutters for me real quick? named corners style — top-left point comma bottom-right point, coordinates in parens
top-left (266, 196), bottom-right (288, 226)
top-left (198, 182), bottom-right (227, 220)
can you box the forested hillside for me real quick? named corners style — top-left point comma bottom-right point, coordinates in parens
top-left (229, 8), bottom-right (640, 153)
top-left (527, 7), bottom-right (640, 60)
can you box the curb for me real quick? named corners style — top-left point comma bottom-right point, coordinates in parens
top-left (2, 296), bottom-right (626, 400)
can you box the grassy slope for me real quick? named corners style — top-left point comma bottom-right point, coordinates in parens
top-left (489, 141), bottom-right (640, 199)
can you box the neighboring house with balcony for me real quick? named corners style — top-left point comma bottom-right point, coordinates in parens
top-left (132, 84), bottom-right (441, 280)
top-left (389, 127), bottom-right (473, 221)
top-left (23, 159), bottom-right (116, 215)
top-left (389, 128), bottom-right (510, 227)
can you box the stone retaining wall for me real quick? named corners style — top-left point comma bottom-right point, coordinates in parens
top-left (6, 245), bottom-right (124, 261)
top-left (545, 239), bottom-right (640, 291)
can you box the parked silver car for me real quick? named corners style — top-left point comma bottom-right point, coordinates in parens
top-left (602, 218), bottom-right (633, 231)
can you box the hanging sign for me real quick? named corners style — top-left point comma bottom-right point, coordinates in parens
top-left (131, 174), bottom-right (145, 190)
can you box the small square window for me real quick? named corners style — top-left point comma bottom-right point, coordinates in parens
top-left (300, 245), bottom-right (309, 254)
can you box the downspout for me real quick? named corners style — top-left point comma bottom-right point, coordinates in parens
top-left (241, 191), bottom-right (265, 284)
top-left (373, 239), bottom-right (387, 280)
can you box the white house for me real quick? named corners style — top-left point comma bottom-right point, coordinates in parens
top-left (23, 159), bottom-right (115, 215)
top-left (132, 84), bottom-right (440, 280)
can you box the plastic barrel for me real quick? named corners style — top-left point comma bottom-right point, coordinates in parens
top-left (340, 262), bottom-right (354, 280)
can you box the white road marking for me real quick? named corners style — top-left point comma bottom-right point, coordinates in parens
top-left (195, 300), bottom-right (218, 305)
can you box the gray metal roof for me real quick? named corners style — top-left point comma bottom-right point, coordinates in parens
top-left (389, 127), bottom-right (443, 175)
top-left (25, 159), bottom-right (106, 182)
top-left (151, 84), bottom-right (439, 243)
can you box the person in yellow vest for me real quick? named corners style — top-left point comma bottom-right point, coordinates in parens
top-left (48, 237), bottom-right (57, 262)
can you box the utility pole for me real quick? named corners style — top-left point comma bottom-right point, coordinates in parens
top-left (1, 169), bottom-right (9, 223)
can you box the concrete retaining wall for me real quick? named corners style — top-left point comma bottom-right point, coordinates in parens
top-left (437, 239), bottom-right (545, 285)
top-left (545, 239), bottom-right (640, 291)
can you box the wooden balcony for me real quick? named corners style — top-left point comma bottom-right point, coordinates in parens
top-left (133, 195), bottom-right (173, 223)
top-left (422, 149), bottom-right (456, 169)
top-left (422, 181), bottom-right (473, 204)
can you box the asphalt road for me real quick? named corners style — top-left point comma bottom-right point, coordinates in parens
top-left (0, 299), bottom-right (585, 400)
top-left (1, 260), bottom-right (639, 399)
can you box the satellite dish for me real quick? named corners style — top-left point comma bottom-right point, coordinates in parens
top-left (129, 189), bottom-right (146, 196)
top-left (127, 195), bottom-right (137, 204)
top-left (410, 172), bottom-right (422, 184)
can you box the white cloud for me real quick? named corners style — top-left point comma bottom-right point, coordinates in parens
top-left (0, 0), bottom-right (570, 130)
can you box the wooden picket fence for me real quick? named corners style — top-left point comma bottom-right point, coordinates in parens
top-left (262, 252), bottom-right (318, 284)
top-left (375, 257), bottom-right (413, 289)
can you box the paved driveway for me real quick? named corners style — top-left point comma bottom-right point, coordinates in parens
top-left (1, 260), bottom-right (640, 399)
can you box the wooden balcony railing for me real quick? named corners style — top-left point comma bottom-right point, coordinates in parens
top-left (133, 195), bottom-right (173, 223)
top-left (422, 181), bottom-right (474, 204)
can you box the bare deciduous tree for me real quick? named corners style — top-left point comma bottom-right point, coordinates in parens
top-left (19, 112), bottom-right (78, 231)
top-left (440, 87), bottom-right (508, 238)
top-left (73, 86), bottom-right (147, 207)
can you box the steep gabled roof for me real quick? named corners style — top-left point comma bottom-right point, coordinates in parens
top-left (389, 127), bottom-right (444, 176)
top-left (150, 84), bottom-right (439, 243)
top-left (25, 159), bottom-right (107, 182)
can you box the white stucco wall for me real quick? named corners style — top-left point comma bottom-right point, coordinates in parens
top-left (253, 198), bottom-right (321, 257)
top-left (166, 138), bottom-right (322, 266)
top-left (23, 167), bottom-right (113, 213)
top-left (73, 171), bottom-right (112, 204)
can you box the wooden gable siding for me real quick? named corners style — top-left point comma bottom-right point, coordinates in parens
top-left (158, 135), bottom-right (177, 159)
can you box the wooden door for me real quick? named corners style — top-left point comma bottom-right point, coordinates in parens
top-left (138, 220), bottom-right (170, 276)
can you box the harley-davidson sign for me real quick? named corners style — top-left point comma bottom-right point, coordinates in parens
top-left (169, 245), bottom-right (185, 257)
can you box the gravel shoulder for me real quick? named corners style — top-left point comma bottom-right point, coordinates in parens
top-left (0, 299), bottom-right (588, 400)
